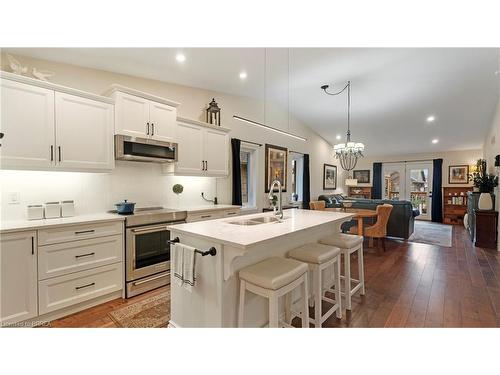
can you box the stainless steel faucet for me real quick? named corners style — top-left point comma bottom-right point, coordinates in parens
top-left (268, 179), bottom-right (283, 220)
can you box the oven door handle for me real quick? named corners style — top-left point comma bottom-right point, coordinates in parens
top-left (130, 225), bottom-right (169, 234)
top-left (133, 272), bottom-right (170, 286)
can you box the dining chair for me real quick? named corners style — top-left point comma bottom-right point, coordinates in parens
top-left (350, 204), bottom-right (393, 252)
top-left (309, 201), bottom-right (326, 210)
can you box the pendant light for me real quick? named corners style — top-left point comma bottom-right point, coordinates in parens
top-left (321, 81), bottom-right (365, 171)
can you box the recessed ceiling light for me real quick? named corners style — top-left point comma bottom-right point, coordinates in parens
top-left (239, 71), bottom-right (247, 80)
top-left (426, 115), bottom-right (435, 123)
top-left (175, 53), bottom-right (186, 63)
top-left (432, 139), bottom-right (439, 144)
top-left (336, 134), bottom-right (342, 140)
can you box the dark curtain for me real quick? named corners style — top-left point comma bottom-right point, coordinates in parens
top-left (372, 162), bottom-right (383, 199)
top-left (302, 154), bottom-right (311, 209)
top-left (231, 138), bottom-right (242, 206)
top-left (431, 158), bottom-right (443, 223)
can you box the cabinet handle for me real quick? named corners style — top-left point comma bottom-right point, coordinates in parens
top-left (226, 212), bottom-right (237, 216)
top-left (50, 145), bottom-right (54, 161)
top-left (31, 236), bottom-right (34, 255)
top-left (201, 215), bottom-right (211, 219)
top-left (75, 252), bottom-right (95, 259)
top-left (205, 160), bottom-right (208, 171)
top-left (201, 160), bottom-right (205, 170)
top-left (151, 123), bottom-right (155, 136)
top-left (74, 229), bottom-right (95, 235)
top-left (58, 146), bottom-right (62, 162)
top-left (75, 282), bottom-right (95, 290)
top-left (146, 122), bottom-right (150, 135)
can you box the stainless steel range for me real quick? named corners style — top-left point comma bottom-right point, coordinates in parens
top-left (114, 207), bottom-right (187, 298)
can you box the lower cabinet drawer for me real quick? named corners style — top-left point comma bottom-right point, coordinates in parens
top-left (38, 235), bottom-right (123, 280)
top-left (38, 221), bottom-right (123, 246)
top-left (38, 263), bottom-right (123, 315)
top-left (186, 211), bottom-right (224, 222)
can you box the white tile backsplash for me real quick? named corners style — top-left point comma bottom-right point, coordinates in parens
top-left (0, 161), bottom-right (220, 221)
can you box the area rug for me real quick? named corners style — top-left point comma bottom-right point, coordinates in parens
top-left (108, 290), bottom-right (170, 328)
top-left (408, 220), bottom-right (453, 247)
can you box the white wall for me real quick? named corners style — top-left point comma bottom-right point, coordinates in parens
top-left (483, 97), bottom-right (500, 250)
top-left (0, 53), bottom-right (341, 220)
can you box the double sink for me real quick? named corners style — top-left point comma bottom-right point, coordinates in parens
top-left (229, 216), bottom-right (287, 226)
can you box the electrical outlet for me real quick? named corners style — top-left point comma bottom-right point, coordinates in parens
top-left (7, 192), bottom-right (20, 205)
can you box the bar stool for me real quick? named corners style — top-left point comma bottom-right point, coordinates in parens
top-left (238, 257), bottom-right (309, 328)
top-left (319, 233), bottom-right (364, 310)
top-left (288, 243), bottom-right (342, 328)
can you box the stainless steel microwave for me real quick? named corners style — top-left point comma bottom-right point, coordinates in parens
top-left (115, 135), bottom-right (178, 163)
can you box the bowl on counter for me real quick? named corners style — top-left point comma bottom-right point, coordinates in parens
top-left (115, 199), bottom-right (136, 215)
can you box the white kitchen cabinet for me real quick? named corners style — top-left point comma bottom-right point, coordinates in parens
top-left (0, 72), bottom-right (115, 172)
top-left (149, 101), bottom-right (177, 142)
top-left (55, 92), bottom-right (114, 170)
top-left (164, 117), bottom-right (230, 177)
top-left (108, 85), bottom-right (180, 142)
top-left (0, 231), bottom-right (38, 325)
top-left (204, 128), bottom-right (229, 176)
top-left (0, 79), bottom-right (55, 169)
top-left (174, 120), bottom-right (205, 175)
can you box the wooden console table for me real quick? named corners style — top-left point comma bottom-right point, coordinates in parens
top-left (474, 210), bottom-right (498, 249)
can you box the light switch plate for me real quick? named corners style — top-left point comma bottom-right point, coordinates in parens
top-left (7, 192), bottom-right (20, 204)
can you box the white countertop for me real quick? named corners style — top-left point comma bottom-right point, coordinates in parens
top-left (168, 209), bottom-right (354, 249)
top-left (0, 213), bottom-right (124, 233)
top-left (176, 205), bottom-right (241, 214)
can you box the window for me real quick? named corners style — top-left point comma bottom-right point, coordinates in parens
top-left (240, 145), bottom-right (258, 208)
top-left (240, 150), bottom-right (250, 204)
top-left (291, 153), bottom-right (304, 202)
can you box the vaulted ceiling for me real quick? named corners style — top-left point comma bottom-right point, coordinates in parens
top-left (5, 48), bottom-right (499, 156)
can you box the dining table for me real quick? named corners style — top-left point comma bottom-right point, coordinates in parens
top-left (326, 207), bottom-right (378, 242)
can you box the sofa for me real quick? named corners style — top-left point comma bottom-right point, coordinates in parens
top-left (317, 194), bottom-right (419, 239)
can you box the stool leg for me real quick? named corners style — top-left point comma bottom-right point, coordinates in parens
top-left (344, 250), bottom-right (352, 310)
top-left (284, 292), bottom-right (292, 324)
top-left (313, 265), bottom-right (322, 328)
top-left (238, 280), bottom-right (246, 327)
top-left (334, 257), bottom-right (342, 319)
top-left (358, 244), bottom-right (366, 295)
top-left (269, 293), bottom-right (279, 328)
top-left (301, 273), bottom-right (309, 328)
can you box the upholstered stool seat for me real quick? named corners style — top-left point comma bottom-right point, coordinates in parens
top-left (288, 243), bottom-right (342, 328)
top-left (239, 257), bottom-right (308, 290)
top-left (320, 233), bottom-right (363, 249)
top-left (320, 233), bottom-right (365, 310)
top-left (238, 257), bottom-right (309, 328)
top-left (288, 243), bottom-right (340, 264)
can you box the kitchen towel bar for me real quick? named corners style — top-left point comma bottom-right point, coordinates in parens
top-left (167, 237), bottom-right (217, 257)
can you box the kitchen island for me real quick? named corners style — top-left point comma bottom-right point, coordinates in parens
top-left (167, 209), bottom-right (354, 327)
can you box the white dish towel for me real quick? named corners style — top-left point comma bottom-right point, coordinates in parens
top-left (182, 244), bottom-right (197, 292)
top-left (172, 243), bottom-right (197, 291)
top-left (172, 243), bottom-right (184, 287)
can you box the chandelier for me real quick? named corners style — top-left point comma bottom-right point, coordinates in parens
top-left (321, 81), bottom-right (364, 171)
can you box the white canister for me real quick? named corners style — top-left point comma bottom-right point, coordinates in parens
top-left (44, 202), bottom-right (61, 219)
top-left (61, 200), bottom-right (75, 217)
top-left (478, 193), bottom-right (493, 211)
top-left (27, 205), bottom-right (44, 220)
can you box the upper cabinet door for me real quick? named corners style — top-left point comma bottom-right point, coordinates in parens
top-left (0, 80), bottom-right (55, 169)
top-left (174, 121), bottom-right (204, 175)
top-left (55, 92), bottom-right (114, 171)
top-left (204, 128), bottom-right (229, 176)
top-left (114, 92), bottom-right (149, 138)
top-left (149, 101), bottom-right (176, 142)
top-left (0, 231), bottom-right (38, 325)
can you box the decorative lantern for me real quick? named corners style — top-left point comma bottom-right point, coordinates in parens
top-left (206, 98), bottom-right (221, 126)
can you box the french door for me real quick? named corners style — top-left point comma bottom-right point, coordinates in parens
top-left (383, 161), bottom-right (433, 220)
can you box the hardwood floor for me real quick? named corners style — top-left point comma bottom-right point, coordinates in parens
top-left (48, 224), bottom-right (500, 328)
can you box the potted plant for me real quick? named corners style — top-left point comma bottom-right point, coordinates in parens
top-left (469, 159), bottom-right (498, 210)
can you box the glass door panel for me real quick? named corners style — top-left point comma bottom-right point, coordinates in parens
top-left (406, 162), bottom-right (433, 220)
top-left (383, 163), bottom-right (406, 200)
